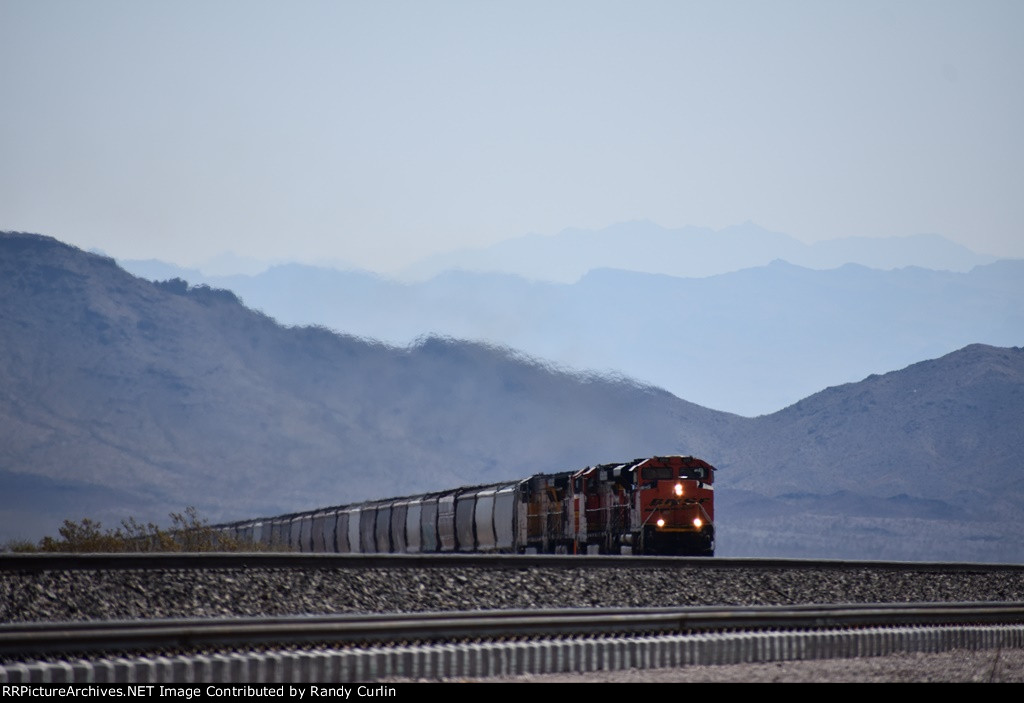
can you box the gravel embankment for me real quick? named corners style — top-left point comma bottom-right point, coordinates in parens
top-left (4, 564), bottom-right (1024, 623)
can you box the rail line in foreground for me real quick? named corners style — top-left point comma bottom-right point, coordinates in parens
top-left (5, 552), bottom-right (1024, 572)
top-left (4, 603), bottom-right (1024, 682)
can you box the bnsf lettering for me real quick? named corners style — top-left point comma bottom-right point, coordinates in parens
top-left (647, 497), bottom-right (712, 509)
top-left (648, 498), bottom-right (704, 508)
top-left (649, 498), bottom-right (681, 508)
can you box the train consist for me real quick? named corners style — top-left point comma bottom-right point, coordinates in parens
top-left (220, 455), bottom-right (716, 556)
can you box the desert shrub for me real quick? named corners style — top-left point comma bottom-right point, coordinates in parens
top-left (17, 507), bottom-right (281, 553)
top-left (1, 538), bottom-right (40, 553)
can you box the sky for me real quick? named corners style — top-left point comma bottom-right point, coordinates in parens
top-left (2, 1), bottom-right (1022, 273)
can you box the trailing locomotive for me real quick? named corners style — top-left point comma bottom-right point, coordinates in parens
top-left (221, 455), bottom-right (716, 556)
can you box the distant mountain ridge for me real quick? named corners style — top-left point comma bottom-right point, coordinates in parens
top-left (399, 221), bottom-right (998, 282)
top-left (4, 231), bottom-right (1023, 562)
top-left (121, 256), bottom-right (1024, 416)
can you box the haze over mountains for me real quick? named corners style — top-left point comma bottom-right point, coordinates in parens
top-left (3, 230), bottom-right (1023, 562)
top-left (398, 221), bottom-right (1000, 282)
top-left (121, 222), bottom-right (1023, 416)
top-left (124, 221), bottom-right (1000, 284)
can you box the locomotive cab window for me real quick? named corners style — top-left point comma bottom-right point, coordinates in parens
top-left (640, 467), bottom-right (674, 481)
top-left (679, 467), bottom-right (707, 480)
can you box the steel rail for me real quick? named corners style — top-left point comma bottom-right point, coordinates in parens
top-left (4, 602), bottom-right (1024, 658)
top-left (4, 552), bottom-right (1024, 573)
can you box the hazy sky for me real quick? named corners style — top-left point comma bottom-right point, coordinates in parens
top-left (2, 1), bottom-right (1022, 272)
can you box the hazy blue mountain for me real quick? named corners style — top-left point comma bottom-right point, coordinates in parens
top-left (120, 257), bottom-right (1024, 416)
top-left (714, 344), bottom-right (1024, 561)
top-left (399, 221), bottom-right (998, 282)
top-left (722, 343), bottom-right (1024, 499)
top-left (7, 232), bottom-right (1024, 562)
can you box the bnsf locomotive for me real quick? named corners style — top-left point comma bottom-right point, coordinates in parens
top-left (221, 456), bottom-right (716, 556)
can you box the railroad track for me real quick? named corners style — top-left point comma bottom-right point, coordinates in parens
top-left (3, 603), bottom-right (1024, 682)
top-left (5, 552), bottom-right (1024, 572)
top-left (4, 554), bottom-right (1024, 682)
top-left (5, 602), bottom-right (1024, 656)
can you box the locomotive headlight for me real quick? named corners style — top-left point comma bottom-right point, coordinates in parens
top-left (674, 483), bottom-right (683, 496)
top-left (656, 518), bottom-right (666, 528)
top-left (693, 517), bottom-right (703, 528)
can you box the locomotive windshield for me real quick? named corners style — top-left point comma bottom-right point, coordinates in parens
top-left (641, 466), bottom-right (708, 481)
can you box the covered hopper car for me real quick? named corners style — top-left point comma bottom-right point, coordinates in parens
top-left (220, 455), bottom-right (716, 556)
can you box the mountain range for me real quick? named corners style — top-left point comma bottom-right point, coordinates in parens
top-left (3, 231), bottom-right (1023, 562)
top-left (121, 254), bottom-right (1024, 417)
top-left (399, 221), bottom-right (1000, 283)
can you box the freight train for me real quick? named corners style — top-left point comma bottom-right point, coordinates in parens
top-left (219, 455), bottom-right (716, 556)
